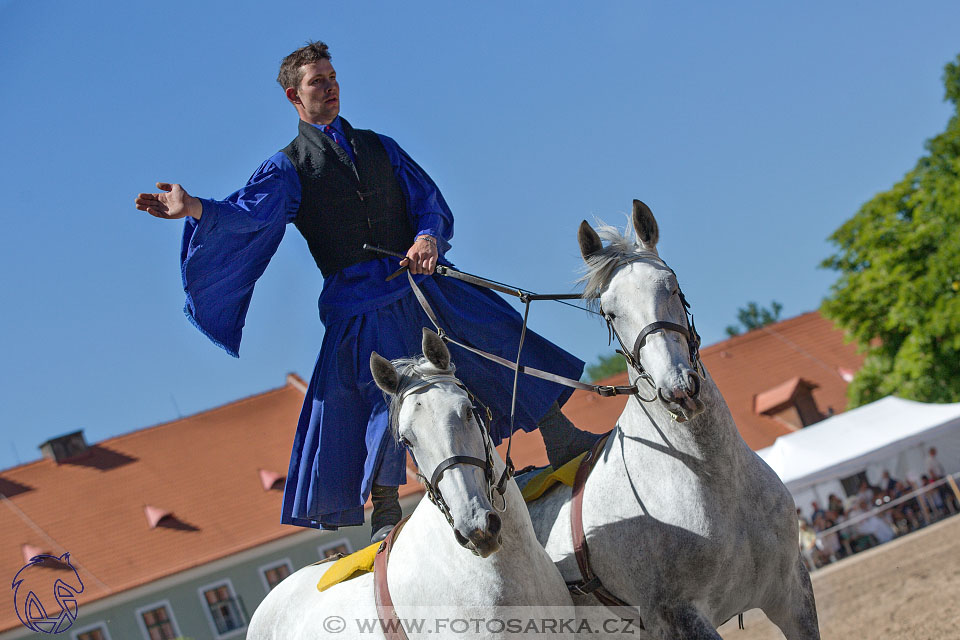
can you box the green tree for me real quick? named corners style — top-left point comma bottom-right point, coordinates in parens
top-left (821, 54), bottom-right (960, 407)
top-left (725, 301), bottom-right (784, 337)
top-left (585, 352), bottom-right (627, 382)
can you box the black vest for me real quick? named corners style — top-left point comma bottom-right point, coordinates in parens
top-left (282, 118), bottom-right (414, 278)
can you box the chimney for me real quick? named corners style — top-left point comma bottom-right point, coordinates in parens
top-left (38, 430), bottom-right (90, 463)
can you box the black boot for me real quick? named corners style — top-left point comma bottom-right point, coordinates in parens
top-left (538, 402), bottom-right (602, 469)
top-left (370, 484), bottom-right (402, 543)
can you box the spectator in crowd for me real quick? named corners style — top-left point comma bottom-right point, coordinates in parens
top-left (924, 446), bottom-right (959, 515)
top-left (853, 497), bottom-right (896, 544)
top-left (880, 470), bottom-right (899, 492)
top-left (817, 510), bottom-right (842, 564)
top-left (798, 519), bottom-right (818, 570)
top-left (926, 447), bottom-right (946, 480)
top-left (892, 480), bottom-right (923, 531)
top-left (920, 474), bottom-right (946, 517)
top-left (810, 501), bottom-right (826, 523)
top-left (828, 493), bottom-right (846, 516)
top-left (856, 479), bottom-right (876, 506)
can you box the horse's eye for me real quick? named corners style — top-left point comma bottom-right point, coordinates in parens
top-left (399, 436), bottom-right (411, 448)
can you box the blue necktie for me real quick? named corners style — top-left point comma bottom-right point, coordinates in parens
top-left (323, 125), bottom-right (356, 164)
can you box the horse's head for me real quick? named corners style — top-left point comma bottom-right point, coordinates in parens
top-left (579, 200), bottom-right (705, 422)
top-left (370, 329), bottom-right (503, 558)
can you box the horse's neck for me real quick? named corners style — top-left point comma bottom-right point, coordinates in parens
top-left (491, 452), bottom-right (543, 544)
top-left (617, 367), bottom-right (743, 465)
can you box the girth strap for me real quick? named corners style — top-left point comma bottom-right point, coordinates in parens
top-left (374, 516), bottom-right (412, 640)
top-left (569, 433), bottom-right (645, 630)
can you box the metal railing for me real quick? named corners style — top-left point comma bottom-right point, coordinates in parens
top-left (804, 472), bottom-right (960, 567)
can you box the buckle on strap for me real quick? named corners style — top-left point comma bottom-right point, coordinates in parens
top-left (566, 577), bottom-right (601, 596)
top-left (596, 385), bottom-right (617, 397)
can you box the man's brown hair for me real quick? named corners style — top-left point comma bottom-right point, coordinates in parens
top-left (277, 41), bottom-right (331, 90)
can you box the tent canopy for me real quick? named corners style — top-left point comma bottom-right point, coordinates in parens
top-left (756, 396), bottom-right (960, 491)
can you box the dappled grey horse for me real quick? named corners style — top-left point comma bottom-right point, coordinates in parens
top-left (526, 201), bottom-right (820, 639)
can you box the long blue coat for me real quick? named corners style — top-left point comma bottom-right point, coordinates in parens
top-left (181, 119), bottom-right (583, 528)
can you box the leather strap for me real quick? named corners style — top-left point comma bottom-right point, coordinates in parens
top-left (569, 433), bottom-right (645, 629)
top-left (430, 455), bottom-right (489, 489)
top-left (631, 321), bottom-right (690, 363)
top-left (374, 516), bottom-right (412, 640)
top-left (406, 272), bottom-right (637, 397)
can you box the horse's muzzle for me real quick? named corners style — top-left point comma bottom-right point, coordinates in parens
top-left (454, 512), bottom-right (503, 558)
top-left (658, 371), bottom-right (705, 422)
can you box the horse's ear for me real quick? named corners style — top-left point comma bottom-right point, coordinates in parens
top-left (578, 220), bottom-right (603, 260)
top-left (632, 200), bottom-right (659, 250)
top-left (370, 352), bottom-right (400, 395)
top-left (422, 328), bottom-right (450, 370)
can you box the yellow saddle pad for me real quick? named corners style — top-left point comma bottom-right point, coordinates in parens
top-left (315, 453), bottom-right (586, 592)
top-left (316, 540), bottom-right (381, 592)
top-left (520, 451), bottom-right (586, 502)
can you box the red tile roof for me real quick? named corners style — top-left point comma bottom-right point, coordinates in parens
top-left (497, 312), bottom-right (862, 468)
top-left (0, 311), bottom-right (862, 631)
top-left (700, 311), bottom-right (863, 448)
top-left (0, 374), bottom-right (422, 632)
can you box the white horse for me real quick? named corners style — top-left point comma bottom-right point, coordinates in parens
top-left (248, 329), bottom-right (574, 640)
top-left (526, 201), bottom-right (820, 639)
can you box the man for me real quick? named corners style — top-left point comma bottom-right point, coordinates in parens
top-left (925, 447), bottom-right (945, 480)
top-left (135, 41), bottom-right (595, 542)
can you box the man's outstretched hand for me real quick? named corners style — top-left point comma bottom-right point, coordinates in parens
top-left (135, 183), bottom-right (202, 220)
top-left (401, 235), bottom-right (438, 275)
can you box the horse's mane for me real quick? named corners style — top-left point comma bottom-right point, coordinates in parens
top-left (386, 355), bottom-right (457, 439)
top-left (577, 220), bottom-right (660, 311)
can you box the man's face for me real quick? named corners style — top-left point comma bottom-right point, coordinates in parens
top-left (286, 59), bottom-right (340, 125)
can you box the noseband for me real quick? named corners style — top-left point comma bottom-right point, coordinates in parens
top-left (600, 257), bottom-right (704, 399)
top-left (395, 375), bottom-right (501, 528)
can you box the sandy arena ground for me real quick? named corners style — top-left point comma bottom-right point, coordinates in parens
top-left (717, 514), bottom-right (960, 640)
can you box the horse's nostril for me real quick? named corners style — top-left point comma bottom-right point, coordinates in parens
top-left (454, 529), bottom-right (471, 548)
top-left (486, 512), bottom-right (502, 537)
top-left (687, 372), bottom-right (701, 398)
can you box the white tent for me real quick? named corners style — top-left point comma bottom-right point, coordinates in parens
top-left (756, 396), bottom-right (960, 516)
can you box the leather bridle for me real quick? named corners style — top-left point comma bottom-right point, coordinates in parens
top-left (394, 375), bottom-right (503, 529)
top-left (599, 256), bottom-right (704, 403)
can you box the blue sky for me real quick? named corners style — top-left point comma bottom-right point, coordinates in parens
top-left (2, 1), bottom-right (959, 470)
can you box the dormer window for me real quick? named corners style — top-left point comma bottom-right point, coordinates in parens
top-left (258, 469), bottom-right (286, 491)
top-left (754, 377), bottom-right (825, 429)
top-left (144, 505), bottom-right (173, 529)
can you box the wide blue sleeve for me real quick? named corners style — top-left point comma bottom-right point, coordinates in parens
top-left (377, 134), bottom-right (454, 256)
top-left (180, 153), bottom-right (300, 357)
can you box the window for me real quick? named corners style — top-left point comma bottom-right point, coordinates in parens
top-left (200, 581), bottom-right (245, 636)
top-left (262, 560), bottom-right (293, 591)
top-left (319, 538), bottom-right (352, 559)
top-left (73, 624), bottom-right (111, 640)
top-left (139, 605), bottom-right (178, 640)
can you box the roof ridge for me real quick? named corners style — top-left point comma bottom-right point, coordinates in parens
top-left (700, 310), bottom-right (824, 353)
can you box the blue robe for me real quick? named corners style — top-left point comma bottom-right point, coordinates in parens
top-left (181, 119), bottom-right (584, 529)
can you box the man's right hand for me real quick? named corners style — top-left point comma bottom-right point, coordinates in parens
top-left (135, 182), bottom-right (202, 220)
